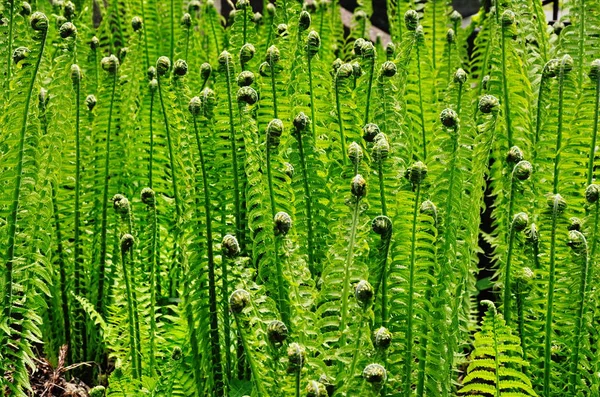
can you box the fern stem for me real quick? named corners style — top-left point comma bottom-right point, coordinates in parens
top-left (490, 306), bottom-right (501, 397)
top-left (74, 71), bottom-right (82, 299)
top-left (295, 370), bottom-right (301, 397)
top-left (533, 75), bottom-right (547, 151)
top-left (124, 210), bottom-right (143, 377)
top-left (587, 77), bottom-right (600, 186)
top-left (269, 64), bottom-right (278, 119)
top-left (183, 282), bottom-right (205, 396)
top-left (347, 310), bottom-right (366, 389)
top-left (515, 280), bottom-right (527, 365)
top-left (552, 58), bottom-right (568, 194)
top-left (404, 183), bottom-right (421, 397)
top-left (569, 232), bottom-right (591, 394)
top-left (543, 200), bottom-right (560, 396)
top-left (95, 70), bottom-right (117, 316)
top-left (266, 135), bottom-right (290, 325)
top-left (139, 0), bottom-right (151, 68)
top-left (242, 6), bottom-right (248, 45)
top-left (170, 0), bottom-right (175, 62)
top-left (577, 0), bottom-right (585, 92)
top-left (223, 255), bottom-right (233, 381)
top-left (121, 244), bottom-right (141, 380)
top-left (334, 76), bottom-right (348, 166)
top-left (50, 182), bottom-right (72, 364)
top-left (149, 89), bottom-right (155, 188)
top-left (294, 126), bottom-right (317, 272)
top-left (364, 57), bottom-right (375, 125)
top-left (157, 74), bottom-right (183, 295)
top-left (4, 0), bottom-right (15, 91)
top-left (500, 21), bottom-right (514, 148)
top-left (147, 202), bottom-right (158, 375)
top-left (73, 69), bottom-right (86, 363)
top-left (234, 315), bottom-right (269, 395)
top-left (339, 195), bottom-right (362, 347)
top-left (378, 235), bottom-right (392, 328)
top-left (209, 6), bottom-right (221, 55)
top-left (416, 267), bottom-right (435, 397)
top-left (3, 30), bottom-right (47, 322)
top-left (502, 177), bottom-right (517, 324)
top-left (224, 65), bottom-right (244, 252)
top-left (416, 41), bottom-right (427, 160)
top-left (192, 116), bottom-right (224, 395)
top-left (307, 55), bottom-right (317, 141)
top-left (184, 25), bottom-right (191, 62)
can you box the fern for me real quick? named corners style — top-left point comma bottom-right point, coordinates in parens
top-left (458, 300), bottom-right (538, 397)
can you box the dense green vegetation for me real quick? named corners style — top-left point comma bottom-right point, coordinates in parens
top-left (1, 0), bottom-right (600, 395)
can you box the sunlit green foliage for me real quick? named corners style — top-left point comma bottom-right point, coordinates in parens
top-left (1, 0), bottom-right (600, 396)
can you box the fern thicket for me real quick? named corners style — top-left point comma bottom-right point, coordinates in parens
top-left (2, 1), bottom-right (600, 396)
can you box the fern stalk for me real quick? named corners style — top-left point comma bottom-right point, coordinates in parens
top-left (364, 56), bottom-right (375, 125)
top-left (191, 112), bottom-right (224, 396)
top-left (293, 123), bottom-right (317, 272)
top-left (502, 173), bottom-right (518, 324)
top-left (222, 57), bottom-right (244, 251)
top-left (339, 192), bottom-right (363, 346)
top-left (500, 17), bottom-right (514, 147)
top-left (120, 236), bottom-right (141, 380)
top-left (543, 196), bottom-right (561, 396)
top-left (4, 0), bottom-right (15, 91)
top-left (72, 64), bottom-right (87, 364)
top-left (534, 73), bottom-right (549, 151)
top-left (182, 282), bottom-right (205, 396)
top-left (404, 183), bottom-right (421, 397)
top-left (334, 72), bottom-right (348, 166)
top-left (552, 56), bottom-right (570, 193)
top-left (222, 254), bottom-right (233, 382)
top-left (95, 66), bottom-right (118, 316)
top-left (234, 314), bottom-right (269, 395)
top-left (3, 26), bottom-right (48, 322)
top-left (266, 140), bottom-right (290, 326)
top-left (146, 196), bottom-right (158, 375)
top-left (170, 0), bottom-right (175, 61)
top-left (587, 76), bottom-right (600, 186)
top-left (149, 86), bottom-right (156, 188)
top-left (569, 230), bottom-right (591, 394)
top-left (157, 70), bottom-right (184, 296)
top-left (416, 41), bottom-right (427, 160)
top-left (50, 182), bottom-right (72, 363)
top-left (347, 309), bottom-right (367, 391)
top-left (543, 64), bottom-right (570, 392)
